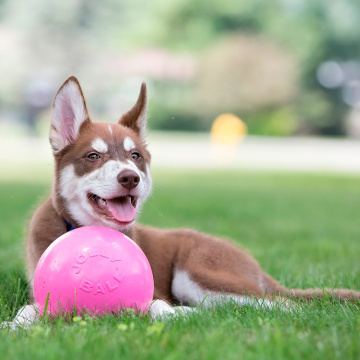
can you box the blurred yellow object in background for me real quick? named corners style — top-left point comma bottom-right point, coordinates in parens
top-left (210, 114), bottom-right (247, 165)
top-left (211, 113), bottom-right (247, 144)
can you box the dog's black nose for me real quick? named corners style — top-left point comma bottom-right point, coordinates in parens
top-left (117, 170), bottom-right (140, 190)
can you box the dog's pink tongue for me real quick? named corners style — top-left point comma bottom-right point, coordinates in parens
top-left (107, 197), bottom-right (136, 223)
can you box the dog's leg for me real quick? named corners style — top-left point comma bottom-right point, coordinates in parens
top-left (150, 271), bottom-right (282, 320)
top-left (169, 230), bottom-right (360, 306)
top-left (138, 227), bottom-right (287, 314)
top-left (165, 229), bottom-right (287, 308)
top-left (171, 268), bottom-right (280, 310)
top-left (149, 300), bottom-right (175, 317)
top-left (1, 304), bottom-right (38, 331)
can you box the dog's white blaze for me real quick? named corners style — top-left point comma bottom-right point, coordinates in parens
top-left (91, 138), bottom-right (108, 153)
top-left (172, 269), bottom-right (275, 308)
top-left (123, 137), bottom-right (136, 152)
top-left (50, 81), bottom-right (87, 153)
top-left (108, 124), bottom-right (113, 135)
top-left (59, 160), bottom-right (151, 230)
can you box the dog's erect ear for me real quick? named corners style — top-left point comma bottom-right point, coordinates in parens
top-left (49, 76), bottom-right (89, 153)
top-left (119, 83), bottom-right (147, 138)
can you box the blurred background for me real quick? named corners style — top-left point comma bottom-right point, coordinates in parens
top-left (1, 0), bottom-right (360, 173)
top-left (2, 0), bottom-right (360, 339)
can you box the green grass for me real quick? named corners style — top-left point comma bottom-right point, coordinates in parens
top-left (1, 169), bottom-right (360, 359)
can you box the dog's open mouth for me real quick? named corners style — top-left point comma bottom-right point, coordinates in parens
top-left (88, 194), bottom-right (137, 224)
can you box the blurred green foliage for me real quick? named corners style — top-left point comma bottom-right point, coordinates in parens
top-left (144, 0), bottom-right (360, 135)
top-left (1, 0), bottom-right (360, 136)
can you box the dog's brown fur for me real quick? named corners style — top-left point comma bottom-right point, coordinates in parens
top-left (26, 76), bottom-right (360, 309)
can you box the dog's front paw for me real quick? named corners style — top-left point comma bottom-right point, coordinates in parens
top-left (149, 300), bottom-right (176, 318)
top-left (149, 300), bottom-right (195, 319)
top-left (0, 304), bottom-right (38, 331)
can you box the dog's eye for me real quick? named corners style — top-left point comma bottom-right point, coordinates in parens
top-left (87, 153), bottom-right (100, 160)
top-left (131, 152), bottom-right (141, 160)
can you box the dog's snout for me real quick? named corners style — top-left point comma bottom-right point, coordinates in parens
top-left (117, 170), bottom-right (140, 190)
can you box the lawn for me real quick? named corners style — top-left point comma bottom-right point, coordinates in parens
top-left (1, 169), bottom-right (360, 359)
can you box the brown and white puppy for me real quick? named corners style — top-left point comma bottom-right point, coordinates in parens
top-left (8, 77), bottom-right (360, 328)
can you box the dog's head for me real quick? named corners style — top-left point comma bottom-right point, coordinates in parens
top-left (49, 76), bottom-right (152, 232)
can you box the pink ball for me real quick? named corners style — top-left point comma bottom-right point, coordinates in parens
top-left (34, 226), bottom-right (154, 316)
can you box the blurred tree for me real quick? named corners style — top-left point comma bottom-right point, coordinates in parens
top-left (143, 0), bottom-right (360, 135)
top-left (195, 35), bottom-right (297, 113)
top-left (296, 1), bottom-right (360, 135)
top-left (0, 0), bottom-right (139, 121)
